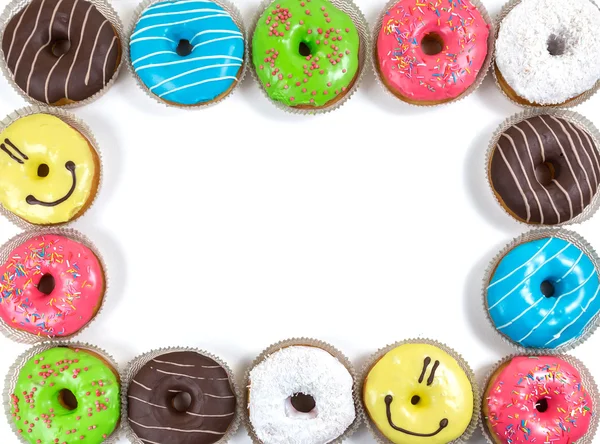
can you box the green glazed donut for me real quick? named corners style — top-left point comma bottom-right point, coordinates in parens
top-left (9, 346), bottom-right (120, 444)
top-left (252, 0), bottom-right (360, 108)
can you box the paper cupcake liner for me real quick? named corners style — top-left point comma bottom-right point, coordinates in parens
top-left (492, 0), bottom-right (600, 109)
top-left (371, 0), bottom-right (495, 107)
top-left (248, 0), bottom-right (370, 115)
top-left (121, 346), bottom-right (242, 444)
top-left (126, 0), bottom-right (248, 110)
top-left (482, 228), bottom-right (600, 353)
top-left (485, 108), bottom-right (600, 227)
top-left (360, 338), bottom-right (480, 444)
top-left (3, 341), bottom-right (122, 444)
top-left (242, 337), bottom-right (363, 443)
top-left (480, 353), bottom-right (599, 444)
top-left (0, 105), bottom-right (103, 230)
top-left (0, 228), bottom-right (109, 344)
top-left (0, 0), bottom-right (125, 108)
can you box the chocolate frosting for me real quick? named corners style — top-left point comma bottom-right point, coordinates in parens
top-left (127, 351), bottom-right (236, 444)
top-left (1, 0), bottom-right (120, 105)
top-left (490, 115), bottom-right (600, 225)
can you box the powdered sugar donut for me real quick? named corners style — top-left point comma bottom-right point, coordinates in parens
top-left (495, 0), bottom-right (600, 106)
top-left (247, 345), bottom-right (356, 444)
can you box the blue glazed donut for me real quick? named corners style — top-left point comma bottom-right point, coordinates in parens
top-left (130, 0), bottom-right (244, 106)
top-left (487, 235), bottom-right (600, 349)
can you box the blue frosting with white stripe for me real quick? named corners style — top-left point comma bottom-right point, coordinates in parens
top-left (487, 237), bottom-right (600, 349)
top-left (130, 0), bottom-right (244, 105)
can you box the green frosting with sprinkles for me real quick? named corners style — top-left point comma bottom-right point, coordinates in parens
top-left (10, 347), bottom-right (120, 444)
top-left (252, 0), bottom-right (360, 107)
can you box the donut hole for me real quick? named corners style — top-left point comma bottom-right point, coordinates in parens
top-left (51, 40), bottom-right (71, 57)
top-left (535, 162), bottom-right (556, 186)
top-left (58, 389), bottom-right (78, 411)
top-left (290, 393), bottom-right (316, 413)
top-left (410, 395), bottom-right (421, 405)
top-left (171, 391), bottom-right (192, 413)
top-left (37, 273), bottom-right (56, 296)
top-left (547, 35), bottom-right (566, 56)
top-left (535, 398), bottom-right (549, 413)
top-left (176, 39), bottom-right (194, 57)
top-left (421, 33), bottom-right (444, 56)
top-left (37, 163), bottom-right (50, 178)
top-left (298, 41), bottom-right (312, 57)
top-left (540, 280), bottom-right (556, 298)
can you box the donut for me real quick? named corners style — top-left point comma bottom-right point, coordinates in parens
top-left (483, 355), bottom-right (594, 444)
top-left (489, 114), bottom-right (600, 225)
top-left (8, 345), bottom-right (120, 444)
top-left (495, 0), bottom-right (600, 106)
top-left (127, 350), bottom-right (237, 444)
top-left (1, 0), bottom-right (121, 106)
top-left (363, 343), bottom-right (474, 444)
top-left (252, 0), bottom-right (360, 109)
top-left (376, 0), bottom-right (490, 105)
top-left (486, 233), bottom-right (600, 349)
top-left (0, 233), bottom-right (105, 339)
top-left (0, 113), bottom-right (100, 225)
top-left (247, 345), bottom-right (356, 444)
top-left (130, 0), bottom-right (245, 106)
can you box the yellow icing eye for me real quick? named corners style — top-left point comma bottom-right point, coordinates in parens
top-left (0, 113), bottom-right (99, 225)
top-left (363, 343), bottom-right (474, 444)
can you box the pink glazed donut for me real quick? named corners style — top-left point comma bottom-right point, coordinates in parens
top-left (376, 0), bottom-right (490, 105)
top-left (484, 356), bottom-right (594, 444)
top-left (0, 234), bottom-right (105, 338)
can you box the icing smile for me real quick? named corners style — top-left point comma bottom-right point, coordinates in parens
top-left (26, 161), bottom-right (77, 207)
top-left (384, 395), bottom-right (448, 437)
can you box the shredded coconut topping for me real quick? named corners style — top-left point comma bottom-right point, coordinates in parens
top-left (496, 0), bottom-right (600, 104)
top-left (248, 346), bottom-right (355, 444)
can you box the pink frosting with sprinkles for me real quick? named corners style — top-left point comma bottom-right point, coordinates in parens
top-left (0, 234), bottom-right (104, 337)
top-left (485, 356), bottom-right (593, 444)
top-left (377, 0), bottom-right (489, 102)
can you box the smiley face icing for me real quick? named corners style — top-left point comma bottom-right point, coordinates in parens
top-left (363, 343), bottom-right (474, 444)
top-left (0, 113), bottom-right (99, 225)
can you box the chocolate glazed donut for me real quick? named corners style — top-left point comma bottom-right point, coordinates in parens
top-left (489, 115), bottom-right (600, 225)
top-left (127, 351), bottom-right (237, 444)
top-left (1, 0), bottom-right (121, 105)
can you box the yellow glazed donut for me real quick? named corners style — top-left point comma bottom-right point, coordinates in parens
top-left (363, 343), bottom-right (474, 444)
top-left (0, 113), bottom-right (99, 225)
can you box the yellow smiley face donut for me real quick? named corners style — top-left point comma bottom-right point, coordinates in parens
top-left (0, 113), bottom-right (99, 225)
top-left (363, 343), bottom-right (474, 444)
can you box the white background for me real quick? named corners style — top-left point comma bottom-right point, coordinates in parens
top-left (0, 0), bottom-right (599, 442)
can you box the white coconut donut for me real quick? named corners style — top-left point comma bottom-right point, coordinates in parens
top-left (248, 346), bottom-right (356, 444)
top-left (495, 0), bottom-right (600, 105)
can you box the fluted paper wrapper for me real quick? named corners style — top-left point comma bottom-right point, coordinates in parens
top-left (0, 228), bottom-right (109, 344)
top-left (482, 229), bottom-right (600, 352)
top-left (492, 0), bottom-right (600, 109)
top-left (480, 353), bottom-right (599, 444)
top-left (360, 338), bottom-right (479, 444)
top-left (371, 0), bottom-right (494, 107)
top-left (127, 0), bottom-right (248, 109)
top-left (243, 337), bottom-right (363, 443)
top-left (121, 347), bottom-right (242, 444)
top-left (0, 0), bottom-right (125, 108)
top-left (0, 106), bottom-right (103, 229)
top-left (248, 0), bottom-right (369, 115)
top-left (486, 108), bottom-right (600, 227)
top-left (3, 341), bottom-right (122, 444)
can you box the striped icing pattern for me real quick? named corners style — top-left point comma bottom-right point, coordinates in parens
top-left (127, 351), bottom-right (236, 444)
top-left (490, 115), bottom-right (600, 225)
top-left (130, 0), bottom-right (244, 105)
top-left (1, 0), bottom-right (120, 104)
top-left (487, 237), bottom-right (600, 349)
